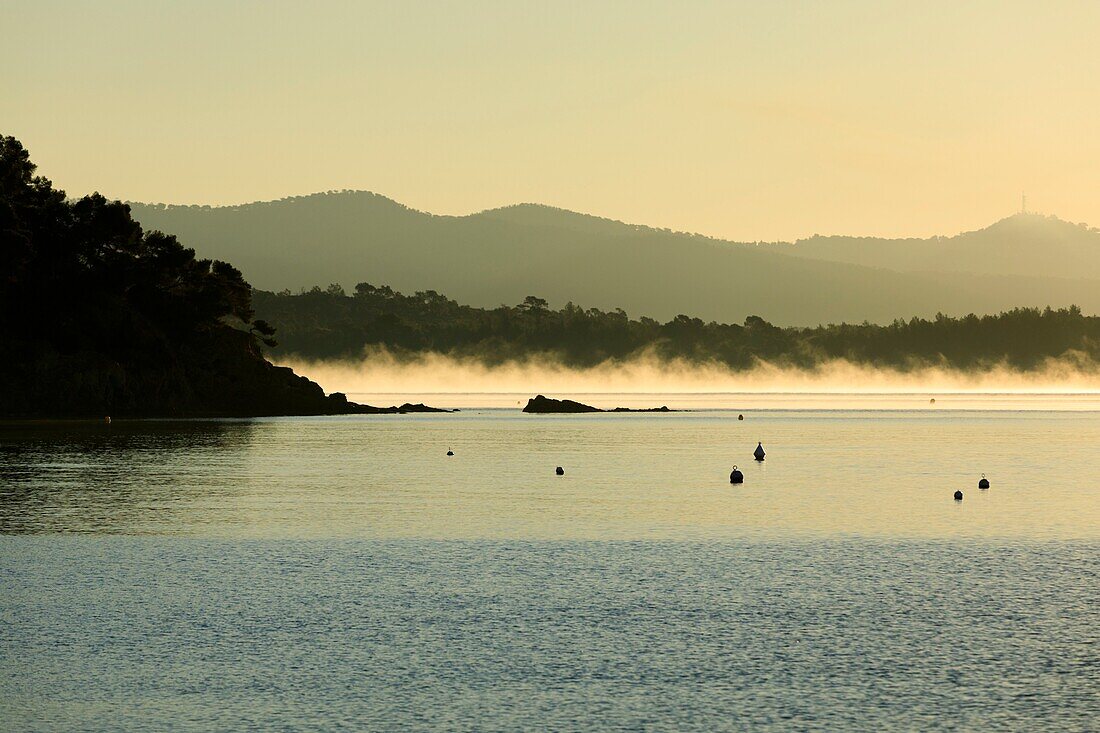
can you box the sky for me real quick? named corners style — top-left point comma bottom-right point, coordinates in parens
top-left (4, 0), bottom-right (1100, 241)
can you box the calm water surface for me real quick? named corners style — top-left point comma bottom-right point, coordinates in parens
top-left (2, 397), bottom-right (1098, 731)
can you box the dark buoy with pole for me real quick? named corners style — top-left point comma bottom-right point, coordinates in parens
top-left (738, 414), bottom-right (744, 421)
top-left (978, 474), bottom-right (990, 489)
top-left (446, 449), bottom-right (454, 456)
top-left (754, 442), bottom-right (766, 461)
top-left (954, 490), bottom-right (963, 501)
top-left (555, 466), bottom-right (564, 476)
top-left (729, 466), bottom-right (744, 484)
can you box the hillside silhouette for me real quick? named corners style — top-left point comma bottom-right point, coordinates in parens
top-left (129, 193), bottom-right (1100, 326)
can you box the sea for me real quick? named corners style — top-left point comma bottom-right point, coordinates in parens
top-left (1, 393), bottom-right (1097, 731)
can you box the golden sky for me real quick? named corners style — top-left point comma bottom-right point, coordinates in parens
top-left (5, 1), bottom-right (1099, 241)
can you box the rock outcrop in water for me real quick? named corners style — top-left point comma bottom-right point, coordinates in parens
top-left (523, 396), bottom-right (602, 413)
top-left (522, 395), bottom-right (672, 413)
top-left (0, 136), bottom-right (442, 419)
top-left (393, 403), bottom-right (452, 413)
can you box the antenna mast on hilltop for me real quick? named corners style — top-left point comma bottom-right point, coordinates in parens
top-left (1021, 192), bottom-right (1027, 214)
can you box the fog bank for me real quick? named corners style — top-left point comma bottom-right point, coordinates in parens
top-left (281, 348), bottom-right (1100, 406)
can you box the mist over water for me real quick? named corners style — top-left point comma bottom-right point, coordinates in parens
top-left (280, 349), bottom-right (1100, 409)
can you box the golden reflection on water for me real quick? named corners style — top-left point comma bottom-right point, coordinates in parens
top-left (2, 398), bottom-right (1097, 540)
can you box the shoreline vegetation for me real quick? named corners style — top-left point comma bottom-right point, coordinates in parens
top-left (0, 136), bottom-right (443, 419)
top-left (254, 285), bottom-right (1098, 374)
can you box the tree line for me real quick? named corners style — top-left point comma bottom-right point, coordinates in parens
top-left (253, 283), bottom-right (1099, 371)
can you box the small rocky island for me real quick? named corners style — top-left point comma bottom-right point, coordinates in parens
top-left (391, 403), bottom-right (453, 414)
top-left (522, 395), bottom-right (672, 414)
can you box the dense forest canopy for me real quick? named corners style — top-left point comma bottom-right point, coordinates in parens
top-left (254, 284), bottom-right (1099, 372)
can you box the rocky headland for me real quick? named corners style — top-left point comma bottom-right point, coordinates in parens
top-left (0, 135), bottom-right (441, 419)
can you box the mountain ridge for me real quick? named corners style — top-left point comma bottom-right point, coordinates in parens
top-left (127, 192), bottom-right (1100, 326)
top-left (131, 191), bottom-right (1093, 245)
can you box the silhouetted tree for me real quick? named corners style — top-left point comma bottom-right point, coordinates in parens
top-left (518, 296), bottom-right (549, 312)
top-left (250, 319), bottom-right (278, 347)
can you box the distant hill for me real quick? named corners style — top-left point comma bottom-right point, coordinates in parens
top-left (128, 194), bottom-right (1100, 326)
top-left (770, 213), bottom-right (1100, 280)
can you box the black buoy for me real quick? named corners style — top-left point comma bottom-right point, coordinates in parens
top-left (446, 449), bottom-right (454, 456)
top-left (729, 465), bottom-right (744, 484)
top-left (555, 466), bottom-right (564, 476)
top-left (754, 442), bottom-right (766, 461)
top-left (954, 490), bottom-right (963, 501)
top-left (738, 414), bottom-right (744, 421)
top-left (978, 474), bottom-right (990, 489)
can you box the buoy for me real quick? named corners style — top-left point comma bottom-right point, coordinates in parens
top-left (446, 449), bottom-right (454, 456)
top-left (930, 398), bottom-right (936, 404)
top-left (954, 490), bottom-right (963, 501)
top-left (754, 442), bottom-right (766, 461)
top-left (729, 466), bottom-right (744, 484)
top-left (555, 466), bottom-right (564, 476)
top-left (978, 474), bottom-right (989, 489)
top-left (104, 416), bottom-right (111, 424)
top-left (738, 414), bottom-right (744, 421)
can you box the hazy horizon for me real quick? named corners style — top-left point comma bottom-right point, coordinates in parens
top-left (6, 1), bottom-right (1100, 242)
